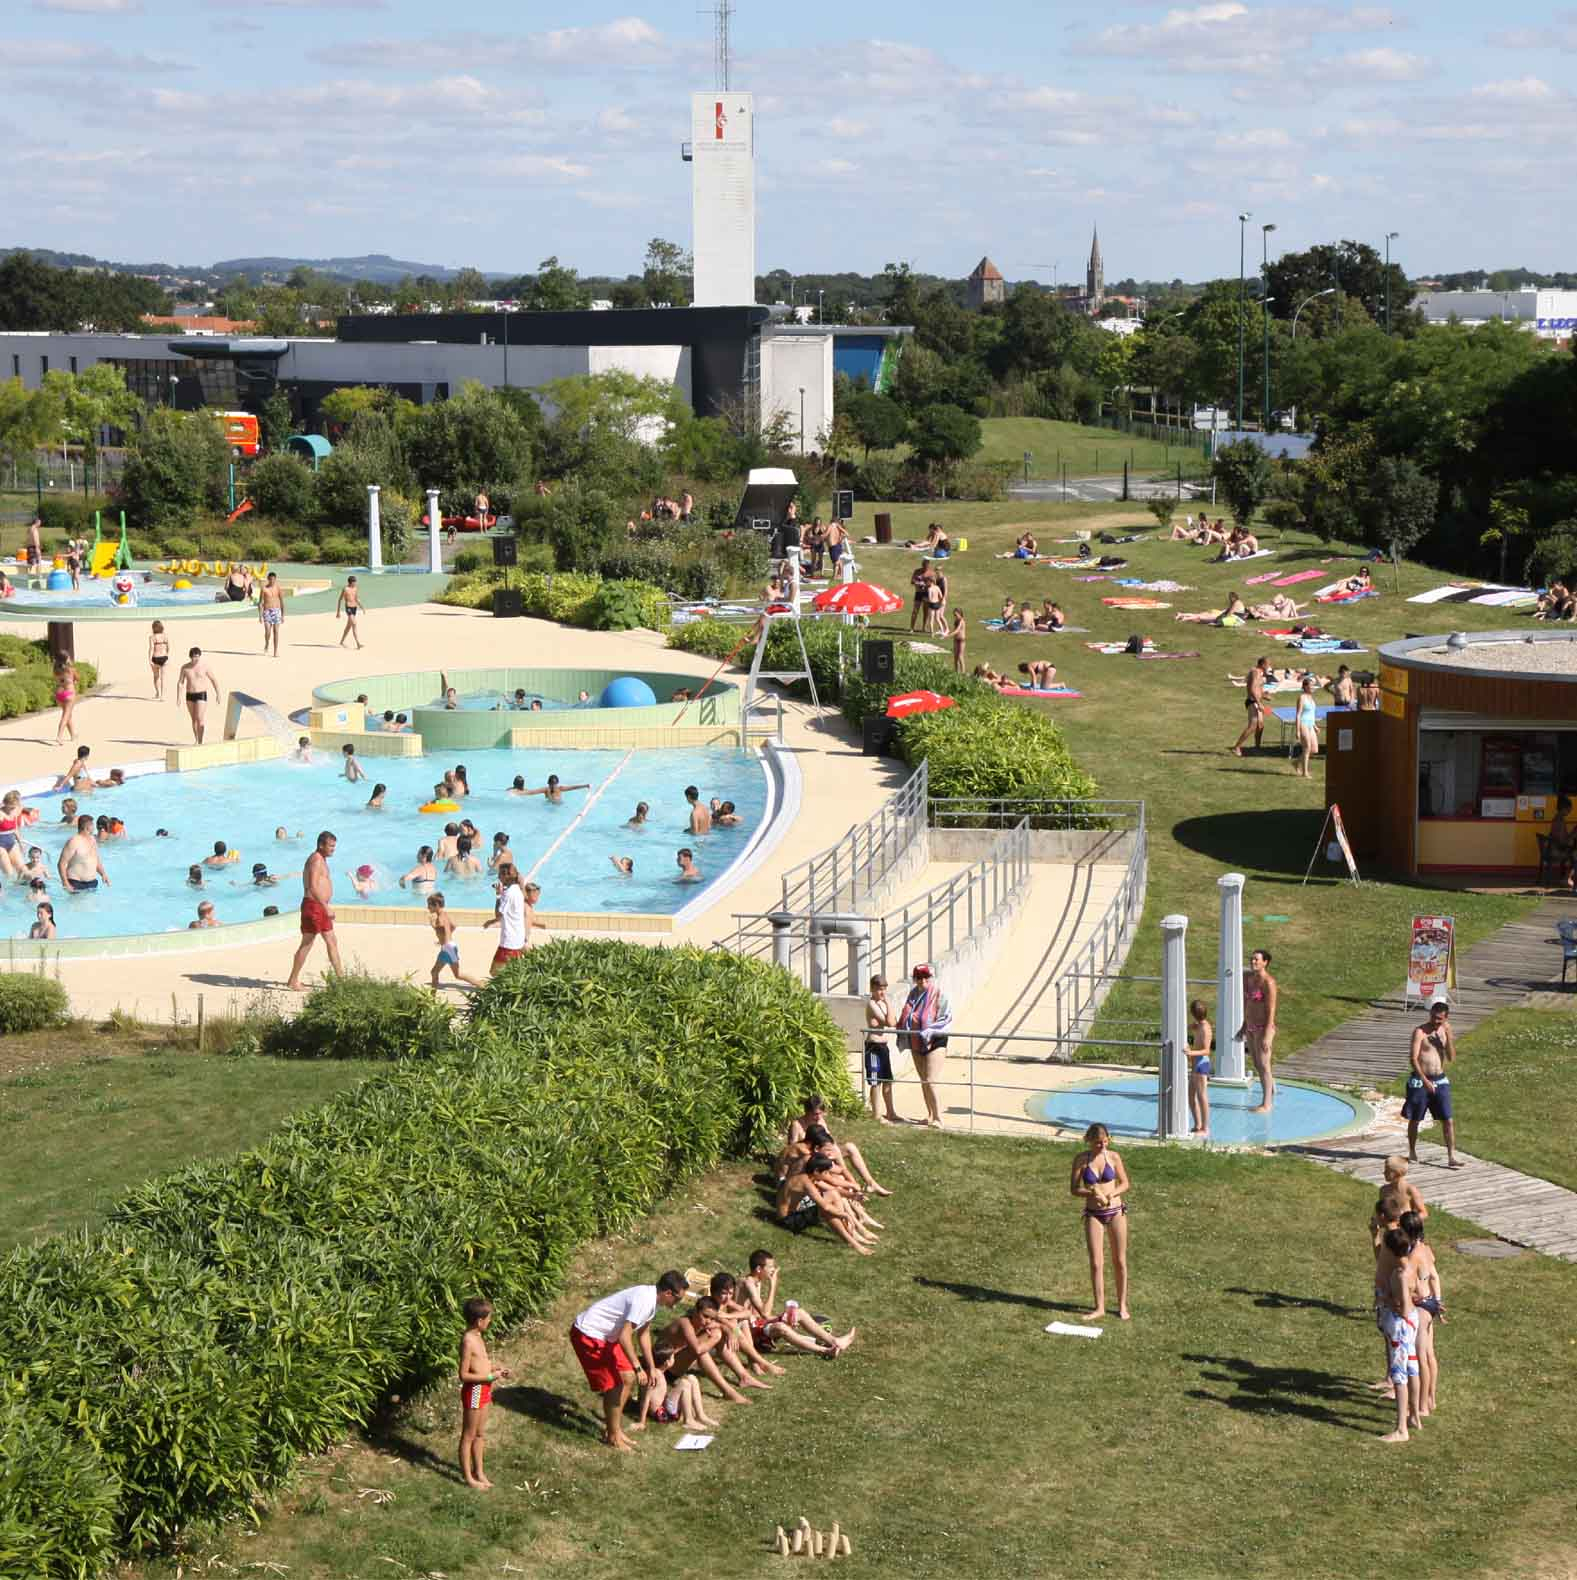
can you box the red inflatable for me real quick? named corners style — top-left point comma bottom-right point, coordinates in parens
top-left (420, 513), bottom-right (498, 532)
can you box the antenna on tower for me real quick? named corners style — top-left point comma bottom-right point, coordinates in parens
top-left (704, 0), bottom-right (733, 89)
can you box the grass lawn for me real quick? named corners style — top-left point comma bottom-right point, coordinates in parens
top-left (153, 1122), bottom-right (1577, 1580)
top-left (0, 1036), bottom-right (380, 1250)
top-left (838, 501), bottom-right (1540, 1062)
top-left (1394, 1007), bottom-right (1577, 1192)
top-left (870, 416), bottom-right (1208, 478)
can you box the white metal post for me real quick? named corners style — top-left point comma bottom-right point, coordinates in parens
top-left (1158, 914), bottom-right (1190, 1140)
top-left (1215, 873), bottom-right (1248, 1083)
top-left (366, 484), bottom-right (383, 572)
top-left (426, 488), bottom-right (442, 574)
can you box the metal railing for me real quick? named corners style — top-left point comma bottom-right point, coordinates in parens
top-left (730, 815), bottom-right (1030, 994)
top-left (1055, 806), bottom-right (1150, 1045)
top-left (929, 796), bottom-right (1142, 834)
top-left (780, 759), bottom-right (929, 916)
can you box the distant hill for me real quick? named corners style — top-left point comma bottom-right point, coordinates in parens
top-left (210, 253), bottom-right (483, 284)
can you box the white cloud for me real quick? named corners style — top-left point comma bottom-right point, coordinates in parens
top-left (1472, 76), bottom-right (1555, 101)
top-left (311, 17), bottom-right (683, 72)
top-left (33, 0), bottom-right (142, 13)
top-left (1331, 47), bottom-right (1430, 80)
top-left (205, 0), bottom-right (388, 11)
top-left (11, 39), bottom-right (191, 71)
top-left (825, 116), bottom-right (870, 138)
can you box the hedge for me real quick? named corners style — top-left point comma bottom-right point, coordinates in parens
top-left (0, 637), bottom-right (99, 724)
top-left (0, 943), bottom-right (853, 1571)
top-left (436, 569), bottom-right (670, 631)
top-left (259, 973), bottom-right (455, 1061)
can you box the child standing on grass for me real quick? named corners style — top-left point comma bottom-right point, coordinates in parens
top-left (950, 607), bottom-right (966, 674)
top-left (1187, 999), bottom-right (1213, 1138)
top-left (458, 1296), bottom-right (510, 1491)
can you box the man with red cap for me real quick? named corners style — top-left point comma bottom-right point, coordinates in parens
top-left (896, 963), bottom-right (950, 1127)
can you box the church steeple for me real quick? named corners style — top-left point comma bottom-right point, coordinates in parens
top-left (1086, 225), bottom-right (1104, 313)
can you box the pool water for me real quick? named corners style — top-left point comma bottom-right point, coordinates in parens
top-left (423, 690), bottom-right (582, 713)
top-left (7, 747), bottom-right (766, 940)
top-left (1028, 1074), bottom-right (1358, 1145)
top-left (5, 580), bottom-right (239, 609)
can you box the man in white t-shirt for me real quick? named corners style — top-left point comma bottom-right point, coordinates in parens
top-left (569, 1270), bottom-right (688, 1451)
top-left (485, 863), bottom-right (530, 974)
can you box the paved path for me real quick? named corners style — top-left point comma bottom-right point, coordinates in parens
top-left (1283, 1135), bottom-right (1577, 1262)
top-left (1277, 899), bottom-right (1569, 1089)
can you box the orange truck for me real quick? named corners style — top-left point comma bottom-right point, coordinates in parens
top-left (215, 410), bottom-right (261, 457)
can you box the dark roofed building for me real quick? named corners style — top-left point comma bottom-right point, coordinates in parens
top-left (967, 257), bottom-right (1005, 310)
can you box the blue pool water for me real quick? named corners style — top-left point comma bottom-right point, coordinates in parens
top-left (7, 746), bottom-right (766, 940)
top-left (1028, 1075), bottom-right (1358, 1145)
top-left (5, 580), bottom-right (239, 609)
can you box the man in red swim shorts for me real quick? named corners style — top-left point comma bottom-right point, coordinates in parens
top-left (568, 1270), bottom-right (687, 1451)
top-left (286, 830), bottom-right (344, 991)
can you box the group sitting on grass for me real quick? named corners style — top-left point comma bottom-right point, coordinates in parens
top-left (774, 1095), bottom-right (893, 1255)
top-left (996, 597), bottom-right (1065, 631)
top-left (1176, 590), bottom-right (1305, 624)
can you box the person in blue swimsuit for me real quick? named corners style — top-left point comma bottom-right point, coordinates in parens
top-left (1293, 675), bottom-right (1320, 777)
top-left (1187, 998), bottom-right (1213, 1138)
top-left (1070, 1123), bottom-right (1131, 1320)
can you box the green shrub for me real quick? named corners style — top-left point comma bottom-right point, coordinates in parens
top-left (597, 541), bottom-right (675, 586)
top-left (118, 408), bottom-right (228, 532)
top-left (248, 452), bottom-right (317, 524)
top-left (127, 534), bottom-right (163, 562)
top-left (0, 948), bottom-right (851, 1563)
top-left (666, 616), bottom-right (741, 660)
top-left (159, 536), bottom-right (199, 560)
top-left (318, 531), bottom-right (363, 565)
top-left (0, 639), bottom-right (98, 722)
top-left (201, 535), bottom-right (245, 561)
top-left (0, 974), bottom-right (71, 1033)
top-left (453, 548), bottom-right (486, 574)
top-left (0, 1396), bottom-right (121, 1578)
top-left (588, 578), bottom-right (670, 632)
top-left (285, 538), bottom-right (321, 564)
top-left (433, 571), bottom-right (495, 610)
top-left (261, 974), bottom-right (454, 1062)
top-left (899, 702), bottom-right (1099, 803)
top-left (38, 495), bottom-right (115, 538)
top-left (246, 535), bottom-right (283, 561)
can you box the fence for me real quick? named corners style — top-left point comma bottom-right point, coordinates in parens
top-left (780, 760), bottom-right (928, 914)
top-left (1093, 412), bottom-right (1212, 452)
top-left (5, 453), bottom-right (126, 498)
top-left (729, 816), bottom-right (1031, 996)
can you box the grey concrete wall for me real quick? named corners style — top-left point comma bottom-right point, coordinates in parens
top-left (929, 827), bottom-right (1137, 865)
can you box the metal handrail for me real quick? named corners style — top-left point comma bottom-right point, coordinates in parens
top-left (781, 759), bottom-right (929, 915)
top-left (1055, 808), bottom-right (1150, 1045)
top-left (733, 817), bottom-right (1031, 994)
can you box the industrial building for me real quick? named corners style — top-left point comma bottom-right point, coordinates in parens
top-left (1412, 288), bottom-right (1577, 344)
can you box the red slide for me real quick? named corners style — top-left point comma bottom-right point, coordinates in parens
top-left (226, 498), bottom-right (255, 523)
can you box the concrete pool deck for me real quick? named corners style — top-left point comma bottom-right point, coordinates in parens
top-left (0, 583), bottom-right (911, 1019)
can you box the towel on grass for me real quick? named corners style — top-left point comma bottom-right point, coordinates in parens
top-left (983, 619), bottom-right (1070, 633)
top-left (1244, 570), bottom-right (1282, 585)
top-left (1209, 547), bottom-right (1275, 562)
top-left (1102, 597), bottom-right (1172, 609)
top-left (1408, 584), bottom-right (1476, 604)
top-left (1086, 639), bottom-right (1154, 654)
top-left (1316, 587), bottom-right (1380, 604)
top-left (1271, 570), bottom-right (1326, 587)
top-left (1035, 557), bottom-right (1090, 568)
top-left (1044, 1321), bottom-right (1103, 1339)
top-left (995, 685), bottom-right (1083, 698)
top-left (1471, 588), bottom-right (1537, 606)
top-left (1138, 650), bottom-right (1202, 660)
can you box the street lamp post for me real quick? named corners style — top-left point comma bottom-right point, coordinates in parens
top-left (1384, 231), bottom-right (1400, 333)
top-left (1237, 212), bottom-right (1252, 433)
top-left (817, 288), bottom-right (825, 324)
top-left (1261, 222), bottom-right (1276, 430)
top-left (1288, 287), bottom-right (1337, 432)
top-left (798, 386), bottom-right (806, 454)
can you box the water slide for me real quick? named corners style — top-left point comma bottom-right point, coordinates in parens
top-left (88, 510), bottom-right (132, 577)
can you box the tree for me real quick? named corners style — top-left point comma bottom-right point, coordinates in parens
top-left (526, 256), bottom-right (590, 312)
top-left (988, 288), bottom-right (1099, 382)
top-left (843, 390), bottom-right (907, 459)
top-left (248, 453), bottom-right (317, 524)
top-left (539, 370), bottom-right (685, 446)
top-left (118, 408), bottom-right (229, 531)
top-left (908, 402), bottom-right (981, 485)
top-left (36, 366), bottom-right (139, 453)
top-left (882, 262), bottom-right (923, 328)
top-left (0, 377), bottom-right (53, 467)
top-left (1264, 240), bottom-right (1412, 327)
top-left (1178, 280), bottom-right (1268, 412)
top-left (259, 387), bottom-right (294, 453)
top-left (1145, 496), bottom-right (1177, 531)
top-left (401, 382), bottom-right (535, 511)
top-left (642, 238), bottom-right (691, 308)
top-left (1364, 456), bottom-right (1438, 586)
top-left (1211, 438), bottom-right (1273, 526)
top-left (450, 267), bottom-right (491, 305)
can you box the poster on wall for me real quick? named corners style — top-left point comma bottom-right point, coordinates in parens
top-left (1406, 915), bottom-right (1456, 1004)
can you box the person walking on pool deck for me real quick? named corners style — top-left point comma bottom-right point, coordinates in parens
top-left (896, 963), bottom-right (950, 1128)
top-left (258, 573), bottom-right (286, 657)
top-left (175, 647), bottom-right (221, 745)
top-left (1071, 1122), bottom-right (1131, 1321)
top-left (286, 830), bottom-right (343, 991)
top-left (569, 1271), bottom-right (688, 1452)
top-left (1242, 947), bottom-right (1279, 1112)
top-left (148, 619), bottom-right (170, 697)
top-left (1231, 656), bottom-right (1271, 757)
top-left (1405, 998), bottom-right (1461, 1168)
top-left (336, 575), bottom-right (364, 649)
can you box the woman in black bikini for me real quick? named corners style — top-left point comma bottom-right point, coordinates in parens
top-left (148, 619), bottom-right (170, 699)
top-left (1070, 1122), bottom-right (1130, 1320)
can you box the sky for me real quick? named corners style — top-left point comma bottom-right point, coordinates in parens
top-left (4, 0), bottom-right (1572, 284)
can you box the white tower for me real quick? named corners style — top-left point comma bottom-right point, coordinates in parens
top-left (691, 91), bottom-right (756, 306)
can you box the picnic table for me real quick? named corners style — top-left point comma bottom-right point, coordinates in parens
top-left (1270, 702), bottom-right (1355, 750)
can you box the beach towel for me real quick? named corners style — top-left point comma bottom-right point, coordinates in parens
top-left (1086, 640), bottom-right (1154, 654)
top-left (1035, 557), bottom-right (1089, 568)
top-left (1045, 1321), bottom-right (1103, 1339)
top-left (1210, 548), bottom-right (1275, 562)
top-left (982, 619), bottom-right (1075, 633)
top-left (1316, 587), bottom-right (1379, 604)
top-left (1074, 574), bottom-right (1111, 582)
top-left (1244, 570), bottom-right (1282, 585)
top-left (1118, 579), bottom-right (1191, 592)
top-left (1271, 570), bottom-right (1326, 587)
top-left (1287, 639), bottom-right (1368, 654)
top-left (1408, 584), bottom-right (1476, 604)
top-left (1470, 588), bottom-right (1537, 606)
top-left (994, 685), bottom-right (1083, 699)
top-left (1137, 651), bottom-right (1201, 660)
top-left (1102, 597), bottom-right (1172, 609)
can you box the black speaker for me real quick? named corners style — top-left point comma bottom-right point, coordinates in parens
top-left (492, 587), bottom-right (523, 618)
top-left (492, 535), bottom-right (517, 567)
top-left (861, 640), bottom-right (895, 683)
top-left (862, 715), bottom-right (898, 756)
top-left (834, 488), bottom-right (854, 521)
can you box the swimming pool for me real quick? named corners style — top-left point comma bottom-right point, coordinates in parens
top-left (3, 580), bottom-right (243, 609)
top-left (6, 746), bottom-right (767, 941)
top-left (1027, 1074), bottom-right (1361, 1145)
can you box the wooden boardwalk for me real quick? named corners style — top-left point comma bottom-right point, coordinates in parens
top-left (1283, 1136), bottom-right (1577, 1262)
top-left (1277, 899), bottom-right (1571, 1090)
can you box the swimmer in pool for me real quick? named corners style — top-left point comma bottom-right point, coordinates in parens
top-left (627, 801), bottom-right (650, 827)
top-left (509, 776), bottom-right (529, 795)
top-left (488, 832), bottom-right (515, 872)
top-left (251, 862), bottom-right (279, 888)
top-left (189, 900), bottom-right (219, 930)
top-left (440, 671), bottom-right (460, 710)
top-left (516, 774), bottom-right (590, 804)
top-left (435, 823), bottom-right (461, 862)
top-left (292, 737), bottom-right (313, 763)
top-left (187, 864), bottom-right (205, 889)
top-left (610, 856), bottom-right (634, 876)
top-left (347, 863), bottom-right (378, 897)
top-left (445, 837), bottom-right (482, 878)
top-left (399, 846), bottom-right (437, 889)
top-left (204, 840), bottom-right (236, 870)
top-left (714, 801), bottom-right (742, 827)
top-left (275, 826), bottom-right (300, 841)
top-left (366, 783), bottom-right (387, 810)
top-left (529, 699), bottom-right (543, 712)
top-left (676, 847), bottom-right (703, 882)
top-left (341, 744), bottom-right (366, 784)
top-left (30, 901), bottom-right (56, 940)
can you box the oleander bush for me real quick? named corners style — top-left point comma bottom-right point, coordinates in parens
top-left (260, 972), bottom-right (455, 1062)
top-left (0, 974), bottom-right (71, 1033)
top-left (435, 569), bottom-right (669, 631)
top-left (0, 945), bottom-right (852, 1572)
top-left (0, 638), bottom-right (98, 723)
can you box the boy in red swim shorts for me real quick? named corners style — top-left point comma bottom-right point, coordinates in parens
top-left (458, 1296), bottom-right (510, 1490)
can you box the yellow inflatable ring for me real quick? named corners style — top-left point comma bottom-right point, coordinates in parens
top-left (215, 561), bottom-right (228, 576)
top-left (420, 800), bottom-right (461, 814)
top-left (173, 579), bottom-right (192, 590)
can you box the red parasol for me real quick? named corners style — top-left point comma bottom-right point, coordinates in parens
top-left (811, 580), bottom-right (904, 615)
top-left (885, 689), bottom-right (957, 719)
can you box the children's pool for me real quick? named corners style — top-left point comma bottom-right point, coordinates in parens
top-left (6, 746), bottom-right (767, 941)
top-left (1027, 1074), bottom-right (1360, 1145)
top-left (4, 580), bottom-right (239, 609)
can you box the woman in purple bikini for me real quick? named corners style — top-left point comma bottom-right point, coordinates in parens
top-left (1070, 1122), bottom-right (1130, 1320)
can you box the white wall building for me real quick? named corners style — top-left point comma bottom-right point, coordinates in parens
top-left (757, 327), bottom-right (833, 455)
top-left (690, 91), bottom-right (756, 308)
top-left (1413, 288), bottom-right (1577, 342)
